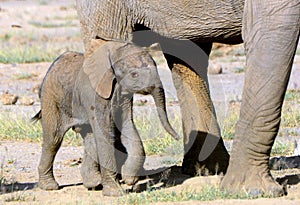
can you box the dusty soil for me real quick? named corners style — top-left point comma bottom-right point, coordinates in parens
top-left (0, 0), bottom-right (299, 204)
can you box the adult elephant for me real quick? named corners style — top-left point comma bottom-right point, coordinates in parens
top-left (76, 0), bottom-right (300, 196)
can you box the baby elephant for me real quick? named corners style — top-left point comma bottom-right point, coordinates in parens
top-left (33, 39), bottom-right (179, 196)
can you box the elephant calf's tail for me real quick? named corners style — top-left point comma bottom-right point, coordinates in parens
top-left (31, 110), bottom-right (42, 123)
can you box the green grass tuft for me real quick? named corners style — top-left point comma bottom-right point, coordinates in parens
top-left (28, 20), bottom-right (77, 28)
top-left (221, 103), bottom-right (240, 140)
top-left (0, 31), bottom-right (83, 63)
top-left (233, 66), bottom-right (246, 73)
top-left (133, 107), bottom-right (183, 156)
top-left (271, 140), bottom-right (294, 156)
top-left (281, 90), bottom-right (300, 128)
top-left (116, 186), bottom-right (258, 204)
top-left (0, 115), bottom-right (82, 146)
top-left (221, 90), bottom-right (299, 140)
top-left (12, 72), bottom-right (34, 80)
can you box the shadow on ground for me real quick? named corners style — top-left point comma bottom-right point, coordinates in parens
top-left (1, 161), bottom-right (299, 195)
top-left (0, 182), bottom-right (37, 194)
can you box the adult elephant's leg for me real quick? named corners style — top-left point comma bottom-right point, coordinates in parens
top-left (169, 43), bottom-right (229, 176)
top-left (221, 0), bottom-right (300, 197)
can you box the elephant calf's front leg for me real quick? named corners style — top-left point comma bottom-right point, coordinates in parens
top-left (119, 122), bottom-right (145, 185)
top-left (80, 133), bottom-right (102, 189)
top-left (92, 112), bottom-right (124, 196)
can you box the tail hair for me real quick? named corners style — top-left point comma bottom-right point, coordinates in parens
top-left (31, 110), bottom-right (42, 123)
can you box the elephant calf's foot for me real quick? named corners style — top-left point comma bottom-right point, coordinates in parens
top-left (121, 175), bottom-right (139, 186)
top-left (38, 177), bottom-right (59, 190)
top-left (221, 165), bottom-right (286, 197)
top-left (82, 174), bottom-right (102, 189)
top-left (81, 146), bottom-right (102, 189)
top-left (121, 166), bottom-right (139, 186)
top-left (81, 163), bottom-right (102, 189)
top-left (102, 181), bottom-right (124, 197)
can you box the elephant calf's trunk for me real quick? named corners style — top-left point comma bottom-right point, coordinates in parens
top-left (152, 87), bottom-right (180, 140)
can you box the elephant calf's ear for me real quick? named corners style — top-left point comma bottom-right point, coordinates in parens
top-left (85, 39), bottom-right (107, 58)
top-left (83, 42), bottom-right (115, 99)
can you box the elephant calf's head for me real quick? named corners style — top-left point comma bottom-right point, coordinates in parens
top-left (83, 39), bottom-right (180, 141)
top-left (110, 43), bottom-right (162, 95)
top-left (83, 39), bottom-right (163, 98)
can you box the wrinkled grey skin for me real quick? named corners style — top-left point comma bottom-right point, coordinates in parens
top-left (76, 0), bottom-right (300, 197)
top-left (33, 41), bottom-right (179, 196)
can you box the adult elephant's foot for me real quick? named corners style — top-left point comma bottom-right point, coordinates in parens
top-left (38, 177), bottom-right (59, 190)
top-left (221, 163), bottom-right (285, 197)
top-left (221, 127), bottom-right (286, 198)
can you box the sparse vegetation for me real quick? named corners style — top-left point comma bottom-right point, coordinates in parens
top-left (271, 140), bottom-right (295, 156)
top-left (28, 20), bottom-right (78, 28)
top-left (297, 47), bottom-right (300, 55)
top-left (116, 185), bottom-right (258, 204)
top-left (4, 190), bottom-right (35, 202)
top-left (12, 72), bottom-right (35, 80)
top-left (210, 50), bottom-right (224, 59)
top-left (52, 15), bottom-right (78, 21)
top-left (38, 0), bottom-right (48, 6)
top-left (233, 66), bottom-right (246, 73)
top-left (0, 31), bottom-right (83, 63)
top-left (134, 107), bottom-right (183, 156)
top-left (281, 90), bottom-right (300, 128)
top-left (221, 103), bottom-right (240, 140)
top-left (221, 90), bottom-right (299, 141)
top-left (0, 115), bottom-right (81, 146)
top-left (0, 88), bottom-right (297, 155)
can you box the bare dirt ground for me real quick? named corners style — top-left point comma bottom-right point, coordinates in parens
top-left (0, 0), bottom-right (299, 204)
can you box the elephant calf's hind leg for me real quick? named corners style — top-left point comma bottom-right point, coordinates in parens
top-left (38, 110), bottom-right (66, 190)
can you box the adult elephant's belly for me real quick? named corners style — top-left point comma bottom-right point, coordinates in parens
top-left (140, 0), bottom-right (244, 43)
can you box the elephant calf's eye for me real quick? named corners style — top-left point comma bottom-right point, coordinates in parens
top-left (131, 72), bottom-right (139, 78)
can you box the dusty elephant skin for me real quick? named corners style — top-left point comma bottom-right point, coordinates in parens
top-left (33, 39), bottom-right (179, 196)
top-left (76, 0), bottom-right (300, 197)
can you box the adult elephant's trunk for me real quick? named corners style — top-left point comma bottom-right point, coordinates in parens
top-left (151, 86), bottom-right (180, 140)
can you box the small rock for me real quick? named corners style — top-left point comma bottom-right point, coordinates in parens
top-left (208, 64), bottom-right (222, 75)
top-left (19, 96), bottom-right (35, 106)
top-left (11, 24), bottom-right (22, 28)
top-left (1, 91), bottom-right (18, 105)
top-left (32, 83), bottom-right (41, 94)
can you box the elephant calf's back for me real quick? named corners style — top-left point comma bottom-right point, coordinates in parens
top-left (41, 52), bottom-right (84, 112)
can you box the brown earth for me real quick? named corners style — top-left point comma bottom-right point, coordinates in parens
top-left (0, 0), bottom-right (299, 204)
